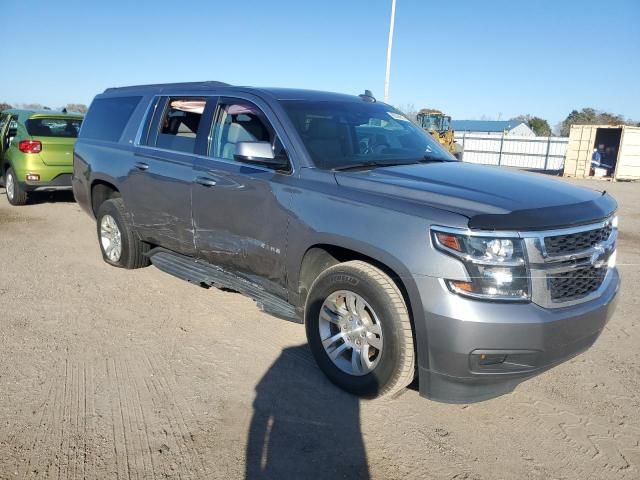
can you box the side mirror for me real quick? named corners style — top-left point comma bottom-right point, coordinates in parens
top-left (234, 141), bottom-right (289, 170)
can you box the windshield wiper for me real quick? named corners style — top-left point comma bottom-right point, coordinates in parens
top-left (332, 160), bottom-right (418, 172)
top-left (419, 153), bottom-right (452, 163)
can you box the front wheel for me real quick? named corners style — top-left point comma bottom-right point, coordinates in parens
top-left (305, 261), bottom-right (415, 399)
top-left (5, 167), bottom-right (28, 206)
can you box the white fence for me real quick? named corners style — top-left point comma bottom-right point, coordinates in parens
top-left (454, 132), bottom-right (569, 171)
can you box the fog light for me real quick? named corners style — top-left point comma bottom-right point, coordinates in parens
top-left (26, 174), bottom-right (40, 181)
top-left (478, 353), bottom-right (507, 366)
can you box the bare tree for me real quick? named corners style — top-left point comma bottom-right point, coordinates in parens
top-left (396, 103), bottom-right (418, 123)
top-left (64, 103), bottom-right (88, 114)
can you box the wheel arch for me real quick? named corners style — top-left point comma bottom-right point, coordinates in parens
top-left (296, 241), bottom-right (427, 370)
top-left (297, 244), bottom-right (411, 306)
top-left (90, 179), bottom-right (121, 216)
top-left (296, 242), bottom-right (426, 358)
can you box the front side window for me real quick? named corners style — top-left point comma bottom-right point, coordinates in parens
top-left (282, 100), bottom-right (453, 170)
top-left (26, 117), bottom-right (82, 138)
top-left (210, 100), bottom-right (284, 162)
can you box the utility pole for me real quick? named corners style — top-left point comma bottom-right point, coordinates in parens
top-left (384, 0), bottom-right (397, 103)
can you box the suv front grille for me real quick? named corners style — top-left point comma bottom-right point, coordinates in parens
top-left (549, 266), bottom-right (607, 301)
top-left (544, 224), bottom-right (612, 256)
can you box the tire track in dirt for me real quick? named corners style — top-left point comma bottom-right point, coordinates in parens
top-left (142, 351), bottom-right (207, 478)
top-left (17, 360), bottom-right (92, 480)
top-left (18, 375), bottom-right (57, 479)
top-left (509, 392), bottom-right (640, 479)
top-left (11, 351), bottom-right (209, 479)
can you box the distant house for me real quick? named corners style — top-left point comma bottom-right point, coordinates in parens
top-left (451, 120), bottom-right (535, 137)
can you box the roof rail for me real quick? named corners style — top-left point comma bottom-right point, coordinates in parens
top-left (103, 81), bottom-right (231, 93)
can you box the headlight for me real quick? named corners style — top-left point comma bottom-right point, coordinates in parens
top-left (432, 227), bottom-right (530, 301)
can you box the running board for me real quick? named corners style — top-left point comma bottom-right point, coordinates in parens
top-left (148, 249), bottom-right (301, 323)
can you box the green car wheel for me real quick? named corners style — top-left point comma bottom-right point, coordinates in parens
top-left (5, 167), bottom-right (28, 205)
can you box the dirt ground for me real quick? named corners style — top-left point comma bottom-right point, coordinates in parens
top-left (0, 177), bottom-right (638, 480)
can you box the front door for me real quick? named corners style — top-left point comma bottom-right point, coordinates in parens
top-left (124, 96), bottom-right (213, 256)
top-left (191, 96), bottom-right (293, 299)
top-left (0, 113), bottom-right (13, 162)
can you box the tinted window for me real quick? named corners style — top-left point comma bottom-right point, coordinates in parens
top-left (211, 100), bottom-right (283, 162)
top-left (281, 100), bottom-right (453, 170)
top-left (151, 97), bottom-right (206, 153)
top-left (25, 118), bottom-right (82, 138)
top-left (80, 96), bottom-right (142, 142)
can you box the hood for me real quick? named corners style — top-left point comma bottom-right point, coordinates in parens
top-left (334, 162), bottom-right (617, 230)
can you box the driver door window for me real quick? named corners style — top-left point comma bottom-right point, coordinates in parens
top-left (210, 100), bottom-right (285, 164)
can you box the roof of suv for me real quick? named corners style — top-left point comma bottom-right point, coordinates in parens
top-left (102, 81), bottom-right (376, 103)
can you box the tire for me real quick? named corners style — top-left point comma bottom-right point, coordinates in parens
top-left (96, 197), bottom-right (150, 269)
top-left (5, 167), bottom-right (28, 206)
top-left (305, 260), bottom-right (415, 399)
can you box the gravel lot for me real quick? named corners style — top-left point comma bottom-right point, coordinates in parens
top-left (0, 177), bottom-right (638, 480)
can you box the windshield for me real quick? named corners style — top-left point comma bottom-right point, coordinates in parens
top-left (26, 117), bottom-right (83, 138)
top-left (281, 100), bottom-right (454, 170)
top-left (419, 114), bottom-right (449, 132)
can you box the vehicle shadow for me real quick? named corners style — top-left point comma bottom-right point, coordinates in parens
top-left (29, 191), bottom-right (76, 204)
top-left (0, 188), bottom-right (76, 205)
top-left (246, 344), bottom-right (370, 480)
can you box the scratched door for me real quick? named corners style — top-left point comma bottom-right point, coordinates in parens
top-left (191, 97), bottom-right (292, 300)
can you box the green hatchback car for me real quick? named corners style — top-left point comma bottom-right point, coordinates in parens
top-left (0, 109), bottom-right (83, 205)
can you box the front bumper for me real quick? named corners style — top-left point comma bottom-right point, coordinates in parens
top-left (415, 268), bottom-right (620, 403)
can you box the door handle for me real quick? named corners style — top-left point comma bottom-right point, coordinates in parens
top-left (134, 162), bottom-right (149, 171)
top-left (195, 176), bottom-right (217, 187)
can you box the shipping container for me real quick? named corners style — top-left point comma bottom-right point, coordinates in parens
top-left (564, 125), bottom-right (640, 180)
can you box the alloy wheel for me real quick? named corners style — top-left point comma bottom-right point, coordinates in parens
top-left (318, 290), bottom-right (384, 376)
top-left (100, 214), bottom-right (122, 262)
top-left (5, 172), bottom-right (14, 201)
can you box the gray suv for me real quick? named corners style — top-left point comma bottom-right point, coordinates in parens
top-left (73, 82), bottom-right (620, 402)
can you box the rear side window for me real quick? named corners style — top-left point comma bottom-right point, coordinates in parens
top-left (151, 97), bottom-right (206, 153)
top-left (26, 118), bottom-right (82, 138)
top-left (80, 96), bottom-right (142, 142)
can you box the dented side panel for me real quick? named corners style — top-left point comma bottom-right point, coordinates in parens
top-left (191, 161), bottom-right (293, 300)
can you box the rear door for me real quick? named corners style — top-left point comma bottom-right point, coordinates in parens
top-left (25, 116), bottom-right (82, 166)
top-left (191, 96), bottom-right (293, 298)
top-left (126, 96), bottom-right (215, 256)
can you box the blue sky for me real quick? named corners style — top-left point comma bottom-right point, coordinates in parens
top-left (1, 0), bottom-right (638, 127)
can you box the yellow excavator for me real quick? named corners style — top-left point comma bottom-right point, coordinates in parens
top-left (416, 109), bottom-right (462, 159)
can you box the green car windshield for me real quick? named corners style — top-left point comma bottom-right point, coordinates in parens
top-left (25, 117), bottom-right (82, 138)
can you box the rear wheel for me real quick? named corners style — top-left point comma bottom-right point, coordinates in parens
top-left (5, 167), bottom-right (28, 206)
top-left (305, 261), bottom-right (415, 399)
top-left (96, 198), bottom-right (150, 269)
